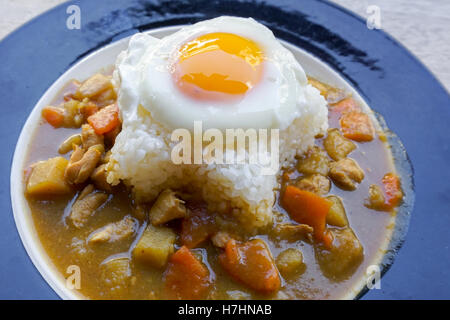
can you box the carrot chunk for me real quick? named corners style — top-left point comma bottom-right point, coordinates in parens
top-left (331, 97), bottom-right (360, 114)
top-left (87, 104), bottom-right (119, 135)
top-left (340, 111), bottom-right (375, 142)
top-left (181, 202), bottom-right (215, 248)
top-left (281, 185), bottom-right (332, 241)
top-left (382, 173), bottom-right (403, 209)
top-left (42, 106), bottom-right (65, 128)
top-left (219, 239), bottom-right (280, 294)
top-left (163, 246), bottom-right (211, 300)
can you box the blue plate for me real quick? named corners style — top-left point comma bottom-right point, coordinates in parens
top-left (1, 0), bottom-right (449, 299)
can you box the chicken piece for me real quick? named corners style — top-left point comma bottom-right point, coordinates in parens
top-left (365, 184), bottom-right (387, 211)
top-left (92, 87), bottom-right (117, 107)
top-left (90, 163), bottom-right (112, 192)
top-left (315, 228), bottom-right (364, 280)
top-left (295, 174), bottom-right (331, 196)
top-left (276, 248), bottom-right (305, 277)
top-left (133, 224), bottom-right (176, 268)
top-left (329, 158), bottom-right (364, 190)
top-left (89, 216), bottom-right (137, 244)
top-left (326, 196), bottom-right (348, 227)
top-left (323, 128), bottom-right (356, 161)
top-left (271, 223), bottom-right (313, 242)
top-left (70, 185), bottom-right (108, 228)
top-left (65, 145), bottom-right (102, 184)
top-left (75, 74), bottom-right (113, 99)
top-left (81, 124), bottom-right (104, 150)
top-left (26, 157), bottom-right (71, 197)
top-left (149, 189), bottom-right (187, 226)
top-left (297, 146), bottom-right (329, 176)
top-left (308, 78), bottom-right (347, 104)
top-left (211, 231), bottom-right (235, 248)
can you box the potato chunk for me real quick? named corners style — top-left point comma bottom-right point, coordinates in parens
top-left (276, 248), bottom-right (305, 277)
top-left (295, 174), bottom-right (331, 196)
top-left (329, 158), bottom-right (364, 190)
top-left (297, 146), bottom-right (329, 176)
top-left (26, 157), bottom-right (71, 197)
top-left (326, 196), bottom-right (348, 227)
top-left (315, 228), bottom-right (364, 280)
top-left (149, 189), bottom-right (187, 226)
top-left (323, 128), bottom-right (356, 161)
top-left (133, 224), bottom-right (176, 268)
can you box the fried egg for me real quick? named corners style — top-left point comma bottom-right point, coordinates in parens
top-left (116, 16), bottom-right (314, 131)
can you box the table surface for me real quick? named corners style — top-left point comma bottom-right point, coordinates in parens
top-left (1, 0), bottom-right (449, 92)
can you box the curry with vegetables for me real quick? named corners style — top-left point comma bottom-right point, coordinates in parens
top-left (23, 73), bottom-right (403, 299)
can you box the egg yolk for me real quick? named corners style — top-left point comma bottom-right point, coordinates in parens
top-left (173, 32), bottom-right (264, 101)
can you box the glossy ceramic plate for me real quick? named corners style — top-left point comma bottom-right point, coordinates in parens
top-left (1, 0), bottom-right (449, 299)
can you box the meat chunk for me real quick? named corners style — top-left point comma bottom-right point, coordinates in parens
top-left (296, 146), bottom-right (329, 176)
top-left (315, 228), bottom-right (364, 280)
top-left (89, 216), bottom-right (137, 243)
top-left (65, 145), bottom-right (102, 184)
top-left (81, 124), bottom-right (104, 150)
top-left (271, 223), bottom-right (313, 242)
top-left (329, 158), bottom-right (364, 190)
top-left (364, 184), bottom-right (387, 211)
top-left (323, 128), bottom-right (356, 161)
top-left (91, 87), bottom-right (117, 107)
top-left (276, 248), bottom-right (305, 277)
top-left (326, 196), bottom-right (348, 227)
top-left (70, 185), bottom-right (108, 228)
top-left (133, 224), bottom-right (176, 268)
top-left (295, 174), bottom-right (331, 196)
top-left (75, 74), bottom-right (113, 99)
top-left (149, 189), bottom-right (187, 226)
top-left (26, 157), bottom-right (71, 197)
top-left (90, 163), bottom-right (112, 192)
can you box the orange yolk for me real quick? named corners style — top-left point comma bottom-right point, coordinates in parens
top-left (173, 32), bottom-right (264, 101)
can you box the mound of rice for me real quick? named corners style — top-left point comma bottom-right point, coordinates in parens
top-left (107, 33), bottom-right (328, 232)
